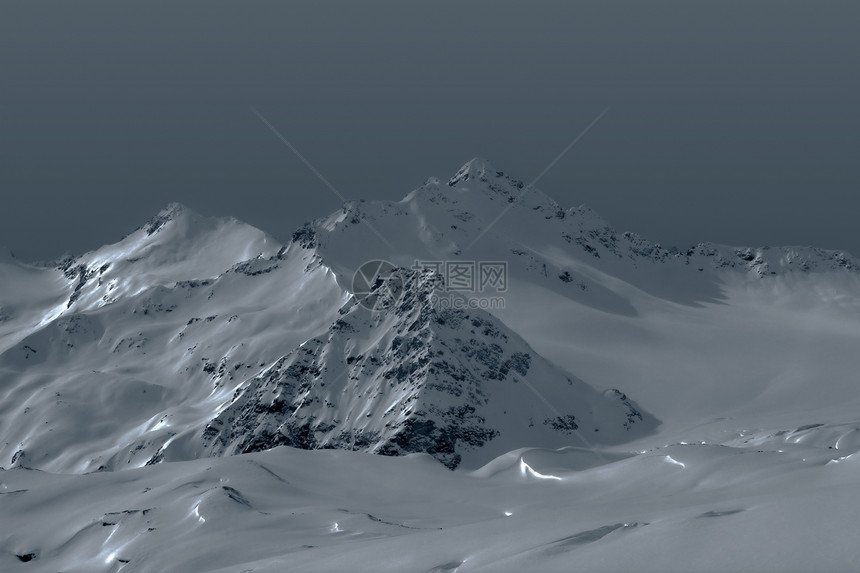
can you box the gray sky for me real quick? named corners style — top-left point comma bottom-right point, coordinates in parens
top-left (2, 0), bottom-right (859, 262)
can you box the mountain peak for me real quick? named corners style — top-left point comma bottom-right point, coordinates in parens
top-left (445, 157), bottom-right (535, 202)
top-left (0, 246), bottom-right (16, 264)
top-left (161, 201), bottom-right (188, 215)
top-left (56, 202), bottom-right (281, 313)
top-left (447, 157), bottom-right (501, 187)
top-left (143, 202), bottom-right (192, 235)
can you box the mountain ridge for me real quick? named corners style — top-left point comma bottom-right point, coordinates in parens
top-left (1, 158), bottom-right (859, 474)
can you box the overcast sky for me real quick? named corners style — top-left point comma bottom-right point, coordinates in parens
top-left (2, 0), bottom-right (859, 262)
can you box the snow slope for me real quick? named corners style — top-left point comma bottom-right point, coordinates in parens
top-left (3, 435), bottom-right (860, 573)
top-left (0, 206), bottom-right (348, 472)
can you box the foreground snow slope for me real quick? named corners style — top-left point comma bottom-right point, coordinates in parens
top-left (3, 433), bottom-right (860, 573)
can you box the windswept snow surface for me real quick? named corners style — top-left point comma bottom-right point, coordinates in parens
top-left (3, 440), bottom-right (860, 572)
top-left (2, 160), bottom-right (860, 571)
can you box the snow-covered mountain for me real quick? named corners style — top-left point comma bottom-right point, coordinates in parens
top-left (314, 157), bottom-right (856, 290)
top-left (0, 204), bottom-right (348, 472)
top-left (2, 159), bottom-right (860, 571)
top-left (202, 270), bottom-right (652, 469)
top-left (0, 188), bottom-right (656, 472)
top-left (307, 157), bottom-right (860, 438)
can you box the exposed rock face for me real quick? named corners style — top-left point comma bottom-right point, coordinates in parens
top-left (202, 271), bottom-right (654, 469)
